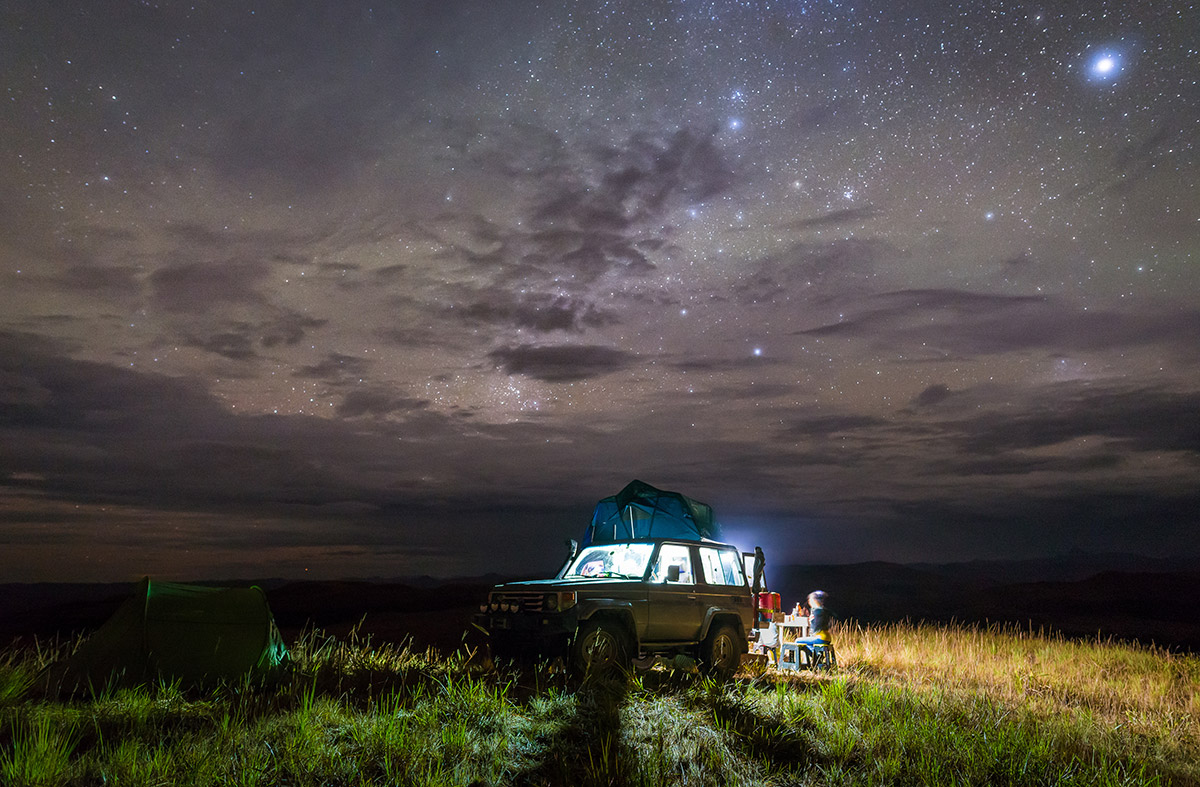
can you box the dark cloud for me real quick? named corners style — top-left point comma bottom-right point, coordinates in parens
top-left (780, 206), bottom-right (877, 230)
top-left (185, 331), bottom-right (259, 361)
top-left (913, 384), bottom-right (954, 407)
top-left (463, 125), bottom-right (734, 286)
top-left (294, 353), bottom-right (374, 381)
top-left (164, 222), bottom-right (323, 252)
top-left (669, 356), bottom-right (784, 374)
top-left (149, 260), bottom-right (272, 314)
top-left (0, 332), bottom-right (227, 434)
top-left (952, 385), bottom-right (1200, 456)
top-left (260, 311), bottom-right (328, 348)
top-left (877, 491), bottom-right (1200, 561)
top-left (458, 291), bottom-right (618, 333)
top-left (336, 389), bottom-right (430, 418)
top-left (488, 344), bottom-right (635, 382)
top-left (0, 332), bottom-right (430, 512)
top-left (178, 309), bottom-right (326, 361)
top-left (1109, 121), bottom-right (1195, 194)
top-left (736, 237), bottom-right (898, 303)
top-left (57, 264), bottom-right (142, 301)
top-left (779, 412), bottom-right (888, 439)
top-left (798, 289), bottom-right (1200, 357)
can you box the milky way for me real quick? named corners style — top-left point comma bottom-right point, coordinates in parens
top-left (2, 0), bottom-right (1198, 581)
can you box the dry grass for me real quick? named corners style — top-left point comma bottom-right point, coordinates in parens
top-left (840, 620), bottom-right (1200, 743)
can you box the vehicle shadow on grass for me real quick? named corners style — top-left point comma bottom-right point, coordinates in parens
top-left (508, 670), bottom-right (632, 787)
top-left (702, 673), bottom-right (833, 772)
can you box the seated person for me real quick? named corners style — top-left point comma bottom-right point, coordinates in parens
top-left (795, 590), bottom-right (832, 650)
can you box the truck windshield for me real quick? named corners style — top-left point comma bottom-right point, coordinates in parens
top-left (568, 543), bottom-right (655, 579)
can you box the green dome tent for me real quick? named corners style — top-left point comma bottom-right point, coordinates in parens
top-left (44, 577), bottom-right (289, 694)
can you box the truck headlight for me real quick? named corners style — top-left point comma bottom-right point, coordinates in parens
top-left (558, 591), bottom-right (577, 611)
top-left (545, 593), bottom-right (557, 610)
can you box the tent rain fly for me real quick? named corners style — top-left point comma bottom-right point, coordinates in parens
top-left (583, 479), bottom-right (722, 545)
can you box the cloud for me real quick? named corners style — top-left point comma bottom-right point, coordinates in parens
top-left (186, 331), bottom-right (259, 361)
top-left (57, 264), bottom-right (143, 302)
top-left (951, 385), bottom-right (1200, 456)
top-left (736, 237), bottom-right (898, 303)
top-left (488, 344), bottom-right (635, 382)
top-left (439, 124), bottom-right (734, 289)
top-left (336, 389), bottom-right (429, 418)
top-left (779, 412), bottom-right (888, 439)
top-left (259, 311), bottom-right (327, 348)
top-left (149, 260), bottom-right (273, 314)
top-left (1109, 122), bottom-right (1194, 194)
top-left (913, 384), bottom-right (954, 407)
top-left (780, 206), bottom-right (877, 230)
top-left (521, 145), bottom-right (719, 280)
top-left (294, 353), bottom-right (374, 382)
top-left (0, 331), bottom-right (437, 512)
top-left (797, 289), bottom-right (1200, 357)
top-left (458, 291), bottom-right (618, 333)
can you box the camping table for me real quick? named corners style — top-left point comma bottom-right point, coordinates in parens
top-left (776, 616), bottom-right (811, 671)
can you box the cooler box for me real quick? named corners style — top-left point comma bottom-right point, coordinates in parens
top-left (757, 591), bottom-right (780, 624)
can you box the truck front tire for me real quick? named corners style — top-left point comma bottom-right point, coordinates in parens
top-left (571, 619), bottom-right (630, 676)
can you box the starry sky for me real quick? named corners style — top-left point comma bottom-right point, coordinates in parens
top-left (2, 0), bottom-right (1198, 583)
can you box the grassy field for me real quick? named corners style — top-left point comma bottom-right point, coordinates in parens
top-left (1, 621), bottom-right (1197, 786)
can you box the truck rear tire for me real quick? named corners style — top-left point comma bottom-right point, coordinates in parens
top-left (701, 622), bottom-right (744, 679)
top-left (571, 619), bottom-right (630, 676)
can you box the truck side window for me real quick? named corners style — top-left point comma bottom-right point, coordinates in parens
top-left (651, 543), bottom-right (693, 584)
top-left (699, 547), bottom-right (744, 585)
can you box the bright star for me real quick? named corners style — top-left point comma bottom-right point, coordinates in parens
top-left (1088, 51), bottom-right (1122, 81)
top-left (728, 118), bottom-right (742, 131)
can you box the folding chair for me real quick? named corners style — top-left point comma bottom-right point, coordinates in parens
top-left (801, 642), bottom-right (837, 671)
top-left (777, 641), bottom-right (801, 671)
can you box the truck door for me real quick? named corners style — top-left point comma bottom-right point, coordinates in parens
top-left (645, 542), bottom-right (703, 643)
top-left (695, 546), bottom-right (752, 633)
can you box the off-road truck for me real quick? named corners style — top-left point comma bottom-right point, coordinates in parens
top-left (476, 538), bottom-right (754, 676)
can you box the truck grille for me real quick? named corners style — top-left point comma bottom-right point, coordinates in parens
top-left (491, 592), bottom-right (546, 612)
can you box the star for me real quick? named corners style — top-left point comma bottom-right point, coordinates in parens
top-left (1088, 51), bottom-right (1122, 81)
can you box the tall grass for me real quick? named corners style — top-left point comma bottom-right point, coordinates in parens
top-left (0, 621), bottom-right (1196, 786)
top-left (836, 620), bottom-right (1200, 778)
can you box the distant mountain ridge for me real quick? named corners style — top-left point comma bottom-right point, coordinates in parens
top-left (905, 551), bottom-right (1197, 584)
top-left (768, 557), bottom-right (1200, 652)
top-left (2, 556), bottom-right (1196, 651)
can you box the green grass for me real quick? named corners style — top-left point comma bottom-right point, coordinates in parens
top-left (1, 622), bottom-right (1196, 786)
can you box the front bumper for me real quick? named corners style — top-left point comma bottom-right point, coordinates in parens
top-left (474, 607), bottom-right (579, 638)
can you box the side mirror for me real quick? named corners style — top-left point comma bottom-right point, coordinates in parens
top-left (667, 564), bottom-right (681, 583)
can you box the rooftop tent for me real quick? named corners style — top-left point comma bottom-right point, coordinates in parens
top-left (43, 577), bottom-right (289, 694)
top-left (583, 479), bottom-right (722, 545)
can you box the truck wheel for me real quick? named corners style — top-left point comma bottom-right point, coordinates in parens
top-left (571, 619), bottom-right (629, 676)
top-left (701, 623), bottom-right (744, 679)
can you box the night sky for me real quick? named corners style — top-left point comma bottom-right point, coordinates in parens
top-left (2, 1), bottom-right (1198, 583)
